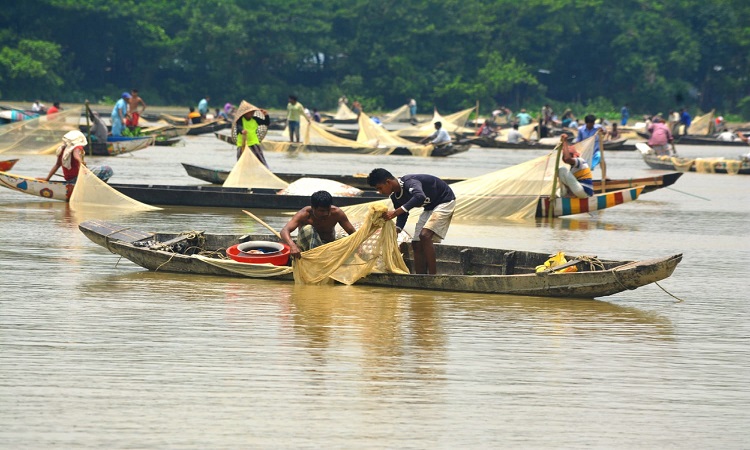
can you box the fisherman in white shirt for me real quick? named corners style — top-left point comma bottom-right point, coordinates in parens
top-left (716, 128), bottom-right (738, 142)
top-left (421, 121), bottom-right (452, 146)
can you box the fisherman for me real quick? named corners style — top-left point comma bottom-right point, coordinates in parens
top-left (126, 89), bottom-right (147, 129)
top-left (647, 116), bottom-right (675, 156)
top-left (506, 123), bottom-right (528, 144)
top-left (367, 168), bottom-right (456, 275)
top-left (420, 121), bottom-right (451, 147)
top-left (574, 114), bottom-right (603, 169)
top-left (232, 101), bottom-right (271, 165)
top-left (110, 93), bottom-right (130, 136)
top-left (286, 95), bottom-right (305, 143)
top-left (557, 135), bottom-right (593, 199)
top-left (280, 190), bottom-right (357, 260)
top-left (41, 130), bottom-right (113, 183)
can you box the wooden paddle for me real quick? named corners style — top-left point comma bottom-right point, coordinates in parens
top-left (242, 210), bottom-right (281, 239)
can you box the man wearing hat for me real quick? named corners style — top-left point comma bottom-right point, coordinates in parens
top-left (232, 100), bottom-right (271, 166)
top-left (111, 92), bottom-right (131, 137)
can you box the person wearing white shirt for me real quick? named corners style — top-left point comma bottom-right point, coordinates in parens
top-left (422, 121), bottom-right (451, 146)
top-left (506, 123), bottom-right (527, 144)
top-left (716, 129), bottom-right (737, 142)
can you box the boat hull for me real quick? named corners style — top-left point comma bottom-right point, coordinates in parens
top-left (78, 220), bottom-right (682, 299)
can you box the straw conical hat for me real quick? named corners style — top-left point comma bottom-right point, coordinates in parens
top-left (231, 100), bottom-right (269, 143)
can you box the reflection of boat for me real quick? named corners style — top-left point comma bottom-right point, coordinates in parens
top-left (637, 144), bottom-right (750, 175)
top-left (0, 159), bottom-right (19, 171)
top-left (181, 162), bottom-right (680, 195)
top-left (79, 220), bottom-right (682, 299)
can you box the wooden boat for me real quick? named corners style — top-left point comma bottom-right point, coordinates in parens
top-left (78, 220), bottom-right (682, 299)
top-left (640, 152), bottom-right (750, 175)
top-left (0, 159), bottom-right (19, 172)
top-left (181, 163), bottom-right (466, 189)
top-left (0, 169), bottom-right (645, 218)
top-left (676, 135), bottom-right (750, 147)
top-left (181, 162), bottom-right (681, 194)
top-left (185, 119), bottom-right (230, 136)
top-left (90, 136), bottom-right (155, 156)
top-left (214, 133), bottom-right (468, 157)
top-left (464, 136), bottom-right (634, 151)
top-left (154, 136), bottom-right (183, 146)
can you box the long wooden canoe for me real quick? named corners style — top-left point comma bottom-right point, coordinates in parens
top-left (465, 136), bottom-right (635, 151)
top-left (640, 150), bottom-right (750, 175)
top-left (0, 170), bottom-right (644, 218)
top-left (78, 220), bottom-right (682, 299)
top-left (180, 162), bottom-right (681, 194)
top-left (90, 136), bottom-right (155, 156)
top-left (214, 133), bottom-right (468, 157)
top-left (676, 135), bottom-right (750, 147)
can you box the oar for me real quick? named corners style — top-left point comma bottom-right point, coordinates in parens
top-left (242, 210), bottom-right (281, 239)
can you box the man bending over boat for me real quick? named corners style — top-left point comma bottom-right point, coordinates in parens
top-left (40, 130), bottom-right (113, 183)
top-left (557, 135), bottom-right (593, 199)
top-left (280, 190), bottom-right (357, 259)
top-left (367, 168), bottom-right (456, 275)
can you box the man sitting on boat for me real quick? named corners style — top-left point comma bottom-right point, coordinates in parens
top-left (420, 121), bottom-right (452, 148)
top-left (507, 123), bottom-right (528, 144)
top-left (557, 135), bottom-right (593, 199)
top-left (280, 190), bottom-right (357, 260)
top-left (367, 168), bottom-right (456, 275)
top-left (41, 130), bottom-right (113, 183)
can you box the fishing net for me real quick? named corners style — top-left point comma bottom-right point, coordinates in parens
top-left (294, 203), bottom-right (409, 285)
top-left (380, 105), bottom-right (410, 124)
top-left (191, 256), bottom-right (294, 277)
top-left (278, 178), bottom-right (363, 197)
top-left (333, 102), bottom-right (358, 121)
top-left (356, 112), bottom-right (434, 156)
top-left (69, 165), bottom-right (162, 211)
top-left (0, 109), bottom-right (80, 154)
top-left (670, 156), bottom-right (695, 172)
top-left (342, 135), bottom-right (597, 223)
top-left (395, 107), bottom-right (477, 139)
top-left (687, 110), bottom-right (714, 135)
top-left (494, 123), bottom-right (540, 141)
top-left (277, 118), bottom-right (396, 155)
top-left (223, 146), bottom-right (289, 189)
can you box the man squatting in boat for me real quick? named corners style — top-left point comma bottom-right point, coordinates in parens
top-left (280, 190), bottom-right (357, 259)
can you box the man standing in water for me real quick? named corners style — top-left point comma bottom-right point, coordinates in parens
top-left (280, 190), bottom-right (357, 259)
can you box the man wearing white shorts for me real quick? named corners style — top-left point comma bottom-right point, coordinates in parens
top-left (367, 168), bottom-right (456, 275)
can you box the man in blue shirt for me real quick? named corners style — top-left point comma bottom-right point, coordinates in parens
top-left (367, 168), bottom-right (456, 275)
top-left (574, 114), bottom-right (603, 169)
top-left (679, 108), bottom-right (691, 135)
top-left (111, 92), bottom-right (130, 137)
top-left (620, 104), bottom-right (629, 126)
top-left (198, 95), bottom-right (210, 119)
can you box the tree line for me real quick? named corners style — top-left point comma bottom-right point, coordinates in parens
top-left (1, 0), bottom-right (748, 119)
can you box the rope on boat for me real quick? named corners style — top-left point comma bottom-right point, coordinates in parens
top-left (655, 281), bottom-right (685, 303)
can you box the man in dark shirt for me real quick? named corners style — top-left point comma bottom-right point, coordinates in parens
top-left (367, 168), bottom-right (456, 275)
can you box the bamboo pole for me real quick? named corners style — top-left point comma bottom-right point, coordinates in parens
top-left (548, 136), bottom-right (566, 221)
top-left (475, 100), bottom-right (480, 129)
top-left (242, 210), bottom-right (282, 239)
top-left (84, 101), bottom-right (92, 156)
top-left (598, 128), bottom-right (607, 193)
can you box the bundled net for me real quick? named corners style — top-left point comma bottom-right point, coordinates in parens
top-left (333, 102), bottom-right (358, 121)
top-left (687, 110), bottom-right (714, 135)
top-left (69, 165), bottom-right (162, 211)
top-left (294, 203), bottom-right (409, 285)
top-left (380, 105), bottom-right (410, 124)
top-left (356, 112), bottom-right (434, 156)
top-left (342, 135), bottom-right (597, 222)
top-left (223, 146), bottom-right (289, 189)
top-left (0, 109), bottom-right (81, 155)
top-left (670, 157), bottom-right (696, 172)
top-left (394, 107), bottom-right (476, 139)
top-left (277, 118), bottom-right (396, 155)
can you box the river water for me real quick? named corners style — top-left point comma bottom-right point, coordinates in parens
top-left (1, 132), bottom-right (748, 448)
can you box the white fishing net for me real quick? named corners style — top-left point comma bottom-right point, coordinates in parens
top-left (223, 146), bottom-right (289, 189)
top-left (69, 165), bottom-right (162, 211)
top-left (0, 109), bottom-right (81, 155)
